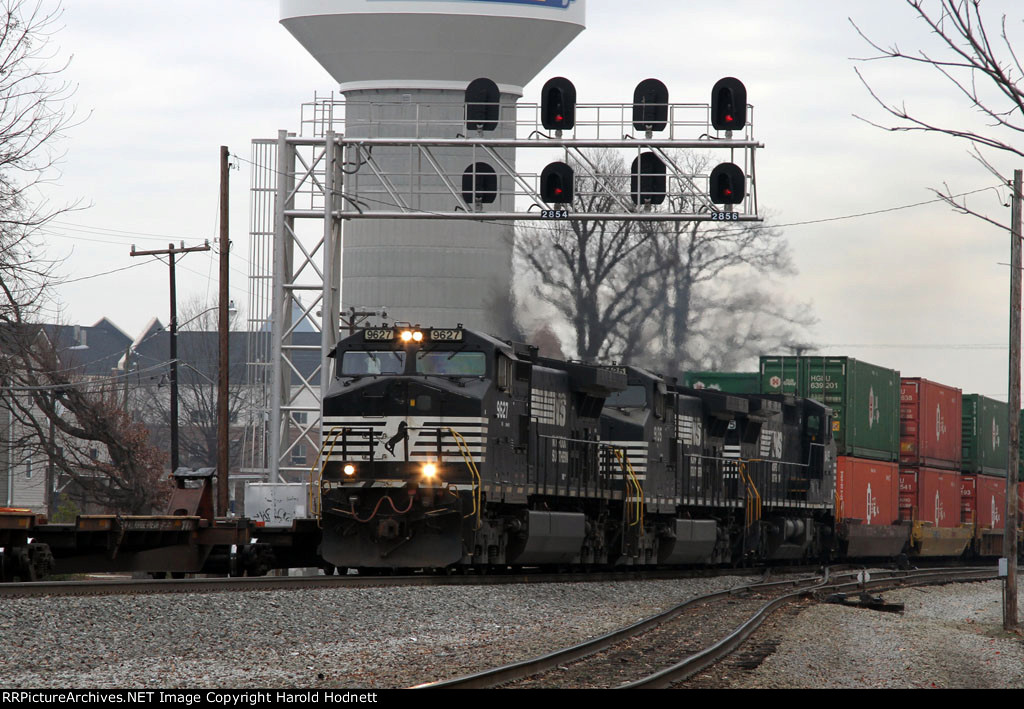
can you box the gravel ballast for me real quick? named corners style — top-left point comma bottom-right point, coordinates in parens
top-left (718, 580), bottom-right (1024, 689)
top-left (3, 576), bottom-right (1022, 688)
top-left (0, 577), bottom-right (747, 688)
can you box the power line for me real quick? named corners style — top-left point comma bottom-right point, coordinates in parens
top-left (54, 259), bottom-right (155, 286)
top-left (820, 343), bottom-right (1006, 350)
top-left (0, 359), bottom-right (173, 392)
top-left (40, 223), bottom-right (254, 269)
top-left (231, 150), bottom-right (1004, 235)
top-left (51, 220), bottom-right (210, 243)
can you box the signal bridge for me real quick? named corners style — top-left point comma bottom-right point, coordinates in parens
top-left (247, 78), bottom-right (761, 482)
top-left (291, 82), bottom-right (761, 222)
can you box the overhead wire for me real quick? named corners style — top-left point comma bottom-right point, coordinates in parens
top-left (228, 150), bottom-right (1005, 236)
top-left (54, 258), bottom-right (156, 286)
top-left (0, 358), bottom-right (175, 393)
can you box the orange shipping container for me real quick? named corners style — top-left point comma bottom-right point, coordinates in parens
top-left (904, 467), bottom-right (961, 528)
top-left (899, 473), bottom-right (916, 495)
top-left (900, 378), bottom-right (962, 469)
top-left (837, 457), bottom-right (900, 526)
top-left (974, 474), bottom-right (1007, 529)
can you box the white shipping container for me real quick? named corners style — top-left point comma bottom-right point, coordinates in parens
top-left (244, 483), bottom-right (310, 527)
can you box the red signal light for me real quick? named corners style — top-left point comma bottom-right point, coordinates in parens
top-left (709, 162), bottom-right (745, 205)
top-left (541, 161), bottom-right (574, 204)
top-left (542, 77), bottom-right (576, 131)
top-left (711, 77), bottom-right (747, 131)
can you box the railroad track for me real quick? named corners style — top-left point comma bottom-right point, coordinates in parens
top-left (412, 565), bottom-right (999, 689)
top-left (0, 565), bottom-right (772, 598)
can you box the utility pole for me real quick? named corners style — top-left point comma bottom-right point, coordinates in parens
top-left (1006, 168), bottom-right (1021, 632)
top-left (218, 146), bottom-right (231, 517)
top-left (131, 241), bottom-right (211, 474)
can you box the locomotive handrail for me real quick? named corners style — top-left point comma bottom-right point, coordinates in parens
top-left (312, 425), bottom-right (361, 523)
top-left (612, 448), bottom-right (644, 528)
top-left (737, 461), bottom-right (762, 529)
top-left (446, 427), bottom-right (483, 530)
top-left (315, 424), bottom-right (482, 520)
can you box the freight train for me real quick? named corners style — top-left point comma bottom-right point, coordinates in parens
top-left (314, 324), bottom-right (1001, 572)
top-left (2, 325), bottom-right (1021, 581)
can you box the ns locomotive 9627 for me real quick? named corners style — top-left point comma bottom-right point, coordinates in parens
top-left (315, 325), bottom-right (837, 571)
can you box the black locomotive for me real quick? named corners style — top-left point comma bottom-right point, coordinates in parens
top-left (317, 325), bottom-right (836, 571)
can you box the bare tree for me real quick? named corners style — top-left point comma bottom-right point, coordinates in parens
top-left (130, 298), bottom-right (247, 474)
top-left (1, 325), bottom-right (170, 514)
top-left (515, 149), bottom-right (671, 362)
top-left (631, 153), bottom-right (808, 375)
top-left (516, 149), bottom-right (812, 371)
top-left (0, 2), bottom-right (171, 514)
top-left (852, 0), bottom-right (1023, 631)
top-left (0, 0), bottom-right (77, 325)
top-left (852, 0), bottom-right (1024, 220)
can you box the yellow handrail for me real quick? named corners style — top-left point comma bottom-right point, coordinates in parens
top-left (612, 448), bottom-right (644, 528)
top-left (447, 427), bottom-right (483, 530)
top-left (738, 460), bottom-right (762, 529)
top-left (310, 425), bottom-right (360, 523)
top-left (311, 425), bottom-right (483, 529)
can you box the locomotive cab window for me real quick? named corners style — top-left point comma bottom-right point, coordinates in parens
top-left (607, 385), bottom-right (647, 408)
top-left (340, 351), bottom-right (406, 376)
top-left (416, 351), bottom-right (486, 376)
top-left (806, 413), bottom-right (822, 441)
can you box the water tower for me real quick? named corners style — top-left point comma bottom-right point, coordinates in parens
top-left (279, 0), bottom-right (587, 334)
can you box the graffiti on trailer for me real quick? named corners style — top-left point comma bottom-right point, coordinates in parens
top-left (251, 496), bottom-right (306, 526)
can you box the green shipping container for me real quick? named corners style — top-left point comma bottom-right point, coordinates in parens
top-left (961, 394), bottom-right (1008, 476)
top-left (682, 371), bottom-right (760, 394)
top-left (759, 356), bottom-right (900, 461)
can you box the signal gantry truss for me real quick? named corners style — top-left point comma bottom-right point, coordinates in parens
top-left (246, 89), bottom-right (763, 481)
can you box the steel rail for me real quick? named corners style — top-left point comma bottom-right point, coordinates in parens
top-left (0, 566), bottom-right (766, 599)
top-left (620, 566), bottom-right (999, 689)
top-left (412, 570), bottom-right (834, 689)
top-left (410, 566), bottom-right (996, 690)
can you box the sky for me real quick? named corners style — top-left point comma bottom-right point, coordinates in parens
top-left (29, 0), bottom-right (1024, 401)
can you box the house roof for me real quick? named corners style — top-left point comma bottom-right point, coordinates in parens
top-left (41, 317), bottom-right (322, 387)
top-left (45, 320), bottom-right (133, 378)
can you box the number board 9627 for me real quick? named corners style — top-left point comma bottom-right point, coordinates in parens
top-left (363, 329), bottom-right (394, 341)
top-left (430, 329), bottom-right (463, 342)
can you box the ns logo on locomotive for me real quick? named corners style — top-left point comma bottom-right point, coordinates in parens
top-left (316, 324), bottom-right (837, 571)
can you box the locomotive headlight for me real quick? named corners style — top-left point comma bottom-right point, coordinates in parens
top-left (343, 464), bottom-right (356, 476)
top-left (401, 330), bottom-right (414, 342)
top-left (412, 330), bottom-right (423, 342)
top-left (422, 463), bottom-right (437, 479)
